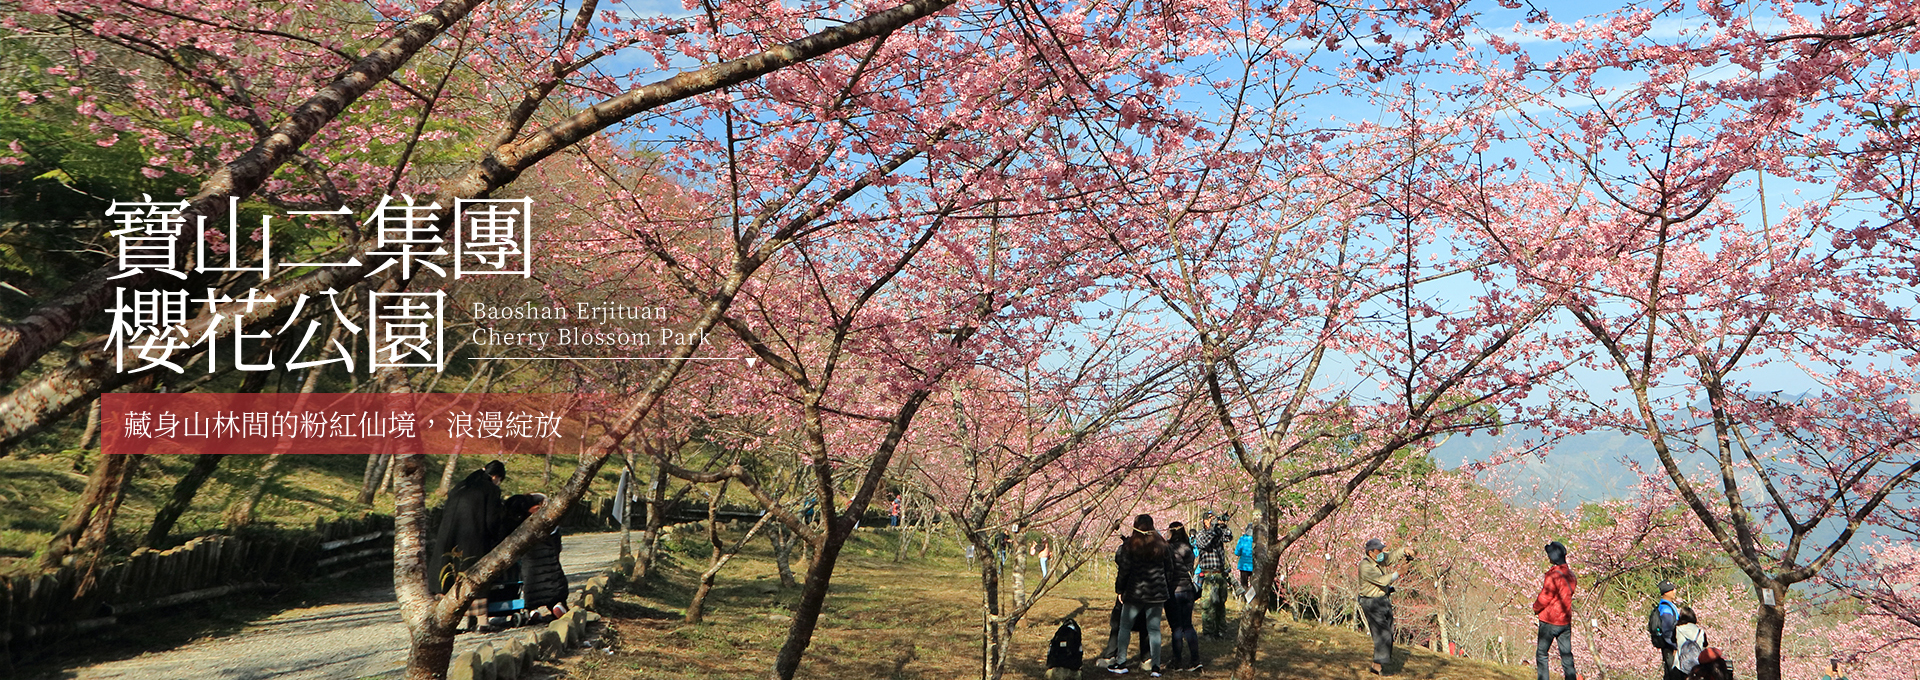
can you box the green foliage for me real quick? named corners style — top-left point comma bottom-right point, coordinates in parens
top-left (0, 42), bottom-right (192, 319)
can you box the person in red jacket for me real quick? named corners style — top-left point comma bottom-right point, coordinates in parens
top-left (1531, 541), bottom-right (1577, 680)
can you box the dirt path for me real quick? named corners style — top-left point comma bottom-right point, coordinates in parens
top-left (64, 531), bottom-right (627, 680)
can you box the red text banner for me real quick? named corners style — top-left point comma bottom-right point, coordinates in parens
top-left (101, 393), bottom-right (608, 456)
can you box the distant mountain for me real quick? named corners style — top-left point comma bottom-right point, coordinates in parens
top-left (1431, 427), bottom-right (1657, 509)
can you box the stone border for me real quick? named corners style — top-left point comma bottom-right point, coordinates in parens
top-left (447, 570), bottom-right (616, 680)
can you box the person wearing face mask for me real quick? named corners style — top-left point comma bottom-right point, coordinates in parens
top-left (1358, 537), bottom-right (1416, 675)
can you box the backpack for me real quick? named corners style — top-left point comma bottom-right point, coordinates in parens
top-left (1647, 600), bottom-right (1676, 649)
top-left (1047, 618), bottom-right (1083, 670)
top-left (1675, 632), bottom-right (1705, 674)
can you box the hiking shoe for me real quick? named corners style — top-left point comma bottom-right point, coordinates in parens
top-left (1105, 666), bottom-right (1129, 674)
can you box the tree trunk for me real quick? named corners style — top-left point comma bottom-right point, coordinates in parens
top-left (542, 441), bottom-right (554, 490)
top-left (404, 625), bottom-right (456, 680)
top-left (74, 397), bottom-right (100, 455)
top-left (1011, 531), bottom-right (1028, 612)
top-left (144, 452), bottom-right (225, 547)
top-left (770, 525), bottom-right (800, 588)
top-left (918, 501), bottom-right (933, 558)
top-left (1232, 480), bottom-right (1278, 680)
top-left (224, 451), bottom-right (282, 529)
top-left (638, 463), bottom-right (668, 579)
top-left (688, 480), bottom-right (729, 623)
top-left (73, 454), bottom-right (142, 580)
top-left (396, 444), bottom-right (459, 680)
top-left (689, 511), bottom-right (773, 623)
top-left (769, 526), bottom-right (853, 680)
top-left (40, 450), bottom-right (134, 569)
top-left (384, 452), bottom-right (400, 494)
top-left (1753, 584), bottom-right (1786, 680)
top-left (975, 534), bottom-right (1013, 680)
top-left (384, 370), bottom-right (462, 680)
top-left (359, 452), bottom-right (391, 505)
top-left (436, 437), bottom-right (464, 497)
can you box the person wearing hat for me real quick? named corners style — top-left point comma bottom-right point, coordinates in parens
top-left (432, 460), bottom-right (509, 632)
top-left (1191, 510), bottom-right (1233, 639)
top-left (1649, 581), bottom-right (1681, 670)
top-left (1358, 537), bottom-right (1416, 675)
top-left (1530, 541), bottom-right (1577, 680)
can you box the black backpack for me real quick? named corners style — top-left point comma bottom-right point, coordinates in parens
top-left (1047, 618), bottom-right (1083, 670)
top-left (1647, 600), bottom-right (1676, 649)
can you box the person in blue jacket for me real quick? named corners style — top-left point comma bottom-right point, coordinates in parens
top-left (1234, 524), bottom-right (1255, 593)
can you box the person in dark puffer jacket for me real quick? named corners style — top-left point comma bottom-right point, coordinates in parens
top-left (503, 493), bottom-right (568, 613)
top-left (1164, 522), bottom-right (1202, 672)
top-left (1103, 514), bottom-right (1176, 675)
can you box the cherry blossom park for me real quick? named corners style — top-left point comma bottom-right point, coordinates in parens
top-left (2, 0), bottom-right (1918, 678)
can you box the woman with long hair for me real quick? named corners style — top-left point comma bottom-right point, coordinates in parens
top-left (1103, 514), bottom-right (1177, 675)
top-left (1164, 522), bottom-right (1202, 672)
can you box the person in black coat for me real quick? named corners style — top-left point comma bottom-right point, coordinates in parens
top-left (431, 460), bottom-right (506, 632)
top-left (1102, 514), bottom-right (1177, 674)
top-left (504, 493), bottom-right (568, 613)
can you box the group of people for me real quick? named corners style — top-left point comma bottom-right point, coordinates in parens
top-left (1071, 511), bottom-right (1293, 676)
top-left (1065, 512), bottom-right (1747, 680)
top-left (1645, 580), bottom-right (1735, 680)
top-left (1086, 511), bottom-right (1253, 676)
top-left (1529, 543), bottom-right (1734, 680)
top-left (428, 460), bottom-right (570, 634)
top-left (1094, 514), bottom-right (1206, 676)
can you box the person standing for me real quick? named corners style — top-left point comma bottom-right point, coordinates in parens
top-left (1192, 511), bottom-right (1232, 638)
top-left (1358, 537), bottom-right (1415, 675)
top-left (1648, 581), bottom-right (1680, 671)
top-left (1104, 514), bottom-right (1176, 676)
top-left (1530, 541), bottom-right (1577, 680)
top-left (1669, 606), bottom-right (1706, 680)
top-left (431, 460), bottom-right (507, 633)
top-left (504, 493), bottom-right (568, 616)
top-left (1165, 522), bottom-right (1202, 672)
top-left (1235, 524), bottom-right (1255, 595)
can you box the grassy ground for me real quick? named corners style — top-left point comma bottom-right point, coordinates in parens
top-left (559, 529), bottom-right (1535, 680)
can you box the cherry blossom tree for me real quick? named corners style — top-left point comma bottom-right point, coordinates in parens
top-left (1439, 0), bottom-right (1920, 673)
top-left (909, 328), bottom-right (1208, 679)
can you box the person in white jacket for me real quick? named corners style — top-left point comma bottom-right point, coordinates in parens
top-left (1668, 606), bottom-right (1707, 680)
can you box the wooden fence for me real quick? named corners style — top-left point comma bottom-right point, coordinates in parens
top-left (2, 514), bottom-right (393, 650)
top-left (2, 494), bottom-right (772, 654)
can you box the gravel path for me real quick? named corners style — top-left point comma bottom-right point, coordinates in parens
top-left (66, 532), bottom-right (627, 680)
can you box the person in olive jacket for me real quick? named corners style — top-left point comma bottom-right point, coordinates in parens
top-left (1103, 514), bottom-right (1177, 675)
top-left (1358, 537), bottom-right (1417, 675)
